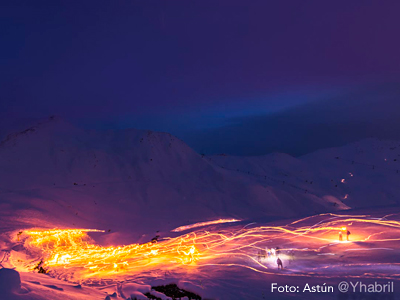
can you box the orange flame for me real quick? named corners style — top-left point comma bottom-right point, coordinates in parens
top-left (21, 214), bottom-right (400, 283)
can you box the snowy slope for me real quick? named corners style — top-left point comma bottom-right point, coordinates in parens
top-left (209, 138), bottom-right (400, 212)
top-left (0, 117), bottom-right (340, 243)
top-left (3, 207), bottom-right (400, 300)
top-left (2, 119), bottom-right (400, 300)
top-left (301, 138), bottom-right (400, 208)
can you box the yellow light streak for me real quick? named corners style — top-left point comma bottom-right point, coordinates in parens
top-left (20, 214), bottom-right (400, 283)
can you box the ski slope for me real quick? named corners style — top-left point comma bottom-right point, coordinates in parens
top-left (1, 117), bottom-right (400, 299)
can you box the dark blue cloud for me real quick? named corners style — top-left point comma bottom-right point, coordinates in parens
top-left (184, 83), bottom-right (400, 156)
top-left (1, 1), bottom-right (400, 155)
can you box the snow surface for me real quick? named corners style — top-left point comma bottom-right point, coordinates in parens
top-left (1, 117), bottom-right (400, 299)
top-left (210, 138), bottom-right (400, 211)
top-left (0, 117), bottom-right (346, 242)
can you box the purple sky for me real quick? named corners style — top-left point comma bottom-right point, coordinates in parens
top-left (1, 1), bottom-right (400, 155)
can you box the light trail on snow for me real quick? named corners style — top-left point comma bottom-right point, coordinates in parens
top-left (171, 218), bottom-right (240, 232)
top-left (17, 213), bottom-right (400, 283)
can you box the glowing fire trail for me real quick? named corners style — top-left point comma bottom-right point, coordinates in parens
top-left (171, 218), bottom-right (240, 232)
top-left (19, 214), bottom-right (400, 283)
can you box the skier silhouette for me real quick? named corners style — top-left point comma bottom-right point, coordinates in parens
top-left (346, 230), bottom-right (351, 241)
top-left (277, 257), bottom-right (283, 270)
top-left (339, 231), bottom-right (343, 241)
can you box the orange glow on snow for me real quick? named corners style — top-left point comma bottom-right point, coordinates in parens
top-left (171, 218), bottom-right (240, 232)
top-left (19, 214), bottom-right (400, 282)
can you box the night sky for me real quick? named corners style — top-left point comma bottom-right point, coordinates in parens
top-left (1, 1), bottom-right (400, 155)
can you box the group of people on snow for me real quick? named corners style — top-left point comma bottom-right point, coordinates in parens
top-left (257, 226), bottom-right (352, 270)
top-left (257, 247), bottom-right (285, 269)
top-left (339, 228), bottom-right (351, 241)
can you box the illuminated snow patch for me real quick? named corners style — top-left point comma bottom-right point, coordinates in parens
top-left (171, 218), bottom-right (240, 232)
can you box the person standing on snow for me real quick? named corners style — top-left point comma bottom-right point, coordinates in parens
top-left (277, 257), bottom-right (283, 270)
top-left (267, 248), bottom-right (271, 258)
top-left (339, 231), bottom-right (343, 241)
top-left (346, 230), bottom-right (351, 241)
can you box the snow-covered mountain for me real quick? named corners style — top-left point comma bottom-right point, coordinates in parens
top-left (2, 118), bottom-right (400, 300)
top-left (210, 138), bottom-right (400, 212)
top-left (0, 117), bottom-right (345, 242)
